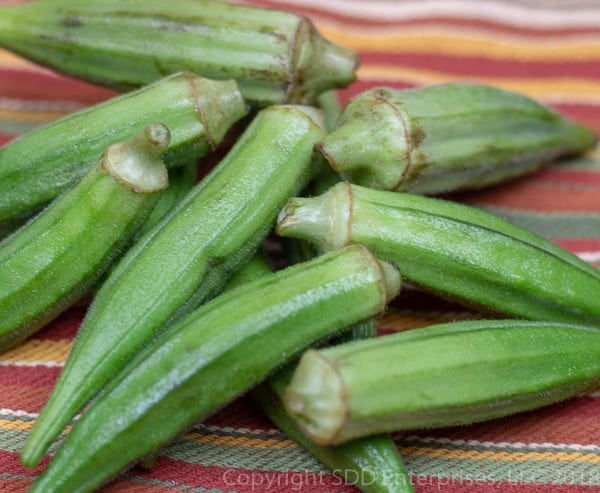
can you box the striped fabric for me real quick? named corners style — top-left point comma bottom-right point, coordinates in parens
top-left (1, 0), bottom-right (600, 491)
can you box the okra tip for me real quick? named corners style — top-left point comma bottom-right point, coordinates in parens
top-left (100, 123), bottom-right (170, 194)
top-left (563, 119), bottom-right (597, 153)
top-left (284, 349), bottom-right (347, 445)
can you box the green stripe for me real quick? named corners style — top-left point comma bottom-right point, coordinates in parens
top-left (163, 435), bottom-right (325, 473)
top-left (478, 206), bottom-right (600, 240)
top-left (0, 118), bottom-right (44, 136)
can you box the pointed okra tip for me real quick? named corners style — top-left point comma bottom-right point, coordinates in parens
top-left (100, 123), bottom-right (170, 193)
top-left (283, 349), bottom-right (347, 445)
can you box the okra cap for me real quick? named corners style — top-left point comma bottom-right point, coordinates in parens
top-left (100, 123), bottom-right (170, 193)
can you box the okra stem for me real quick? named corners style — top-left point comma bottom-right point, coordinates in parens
top-left (284, 320), bottom-right (600, 445)
top-left (0, 0), bottom-right (358, 107)
top-left (21, 104), bottom-right (326, 469)
top-left (27, 246), bottom-right (401, 493)
top-left (277, 182), bottom-right (600, 324)
top-left (0, 72), bottom-right (246, 225)
top-left (0, 123), bottom-right (169, 350)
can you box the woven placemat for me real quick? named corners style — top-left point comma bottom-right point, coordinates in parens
top-left (1, 0), bottom-right (599, 491)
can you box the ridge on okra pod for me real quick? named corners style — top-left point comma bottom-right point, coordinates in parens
top-left (0, 72), bottom-right (247, 227)
top-left (20, 104), bottom-right (327, 470)
top-left (284, 320), bottom-right (600, 445)
top-left (0, 0), bottom-right (359, 107)
top-left (0, 123), bottom-right (170, 351)
top-left (277, 181), bottom-right (600, 325)
top-left (26, 246), bottom-right (401, 493)
top-left (316, 83), bottom-right (596, 194)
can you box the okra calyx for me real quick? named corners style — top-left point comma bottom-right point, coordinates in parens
top-left (100, 122), bottom-right (170, 193)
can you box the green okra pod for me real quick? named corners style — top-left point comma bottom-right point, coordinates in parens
top-left (27, 245), bottom-right (401, 493)
top-left (228, 254), bottom-right (415, 493)
top-left (0, 123), bottom-right (170, 350)
top-left (0, 0), bottom-right (358, 107)
top-left (135, 159), bottom-right (198, 238)
top-left (316, 83), bottom-right (596, 194)
top-left (284, 320), bottom-right (600, 445)
top-left (21, 104), bottom-right (326, 469)
top-left (0, 72), bottom-right (246, 226)
top-left (277, 182), bottom-right (600, 324)
top-left (253, 367), bottom-right (415, 493)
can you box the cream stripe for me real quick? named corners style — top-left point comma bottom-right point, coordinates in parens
top-left (0, 97), bottom-right (86, 113)
top-left (404, 435), bottom-right (600, 452)
top-left (259, 0), bottom-right (600, 28)
top-left (579, 251), bottom-right (600, 263)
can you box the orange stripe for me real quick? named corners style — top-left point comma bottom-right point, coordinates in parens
top-left (357, 65), bottom-right (600, 101)
top-left (321, 25), bottom-right (600, 61)
top-left (399, 445), bottom-right (600, 463)
top-left (183, 431), bottom-right (300, 450)
top-left (0, 339), bottom-right (71, 365)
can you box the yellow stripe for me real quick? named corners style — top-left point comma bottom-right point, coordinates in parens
top-left (399, 445), bottom-right (600, 464)
top-left (184, 431), bottom-right (300, 450)
top-left (358, 64), bottom-right (600, 101)
top-left (320, 24), bottom-right (600, 61)
top-left (0, 49), bottom-right (44, 71)
top-left (0, 418), bottom-right (34, 432)
top-left (0, 339), bottom-right (72, 365)
top-left (0, 108), bottom-right (69, 123)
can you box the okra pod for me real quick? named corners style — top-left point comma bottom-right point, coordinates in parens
top-left (135, 160), bottom-right (197, 238)
top-left (316, 84), bottom-right (596, 194)
top-left (284, 320), bottom-right (600, 445)
top-left (277, 182), bottom-right (600, 324)
top-left (21, 104), bottom-right (325, 468)
top-left (0, 0), bottom-right (358, 107)
top-left (0, 72), bottom-right (246, 226)
top-left (254, 367), bottom-right (415, 493)
top-left (27, 246), bottom-right (401, 493)
top-left (0, 123), bottom-right (169, 350)
top-left (229, 254), bottom-right (414, 493)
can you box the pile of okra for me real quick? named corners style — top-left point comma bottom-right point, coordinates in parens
top-left (0, 1), bottom-right (598, 492)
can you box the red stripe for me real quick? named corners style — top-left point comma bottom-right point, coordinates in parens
top-left (535, 167), bottom-right (600, 186)
top-left (456, 181), bottom-right (600, 213)
top-left (0, 69), bottom-right (117, 105)
top-left (242, 0), bottom-right (600, 37)
top-left (361, 52), bottom-right (600, 80)
top-left (0, 450), bottom-right (46, 478)
top-left (555, 238), bottom-right (600, 252)
top-left (550, 104), bottom-right (600, 136)
top-left (0, 366), bottom-right (60, 389)
top-left (33, 305), bottom-right (86, 341)
top-left (133, 457), bottom-right (360, 493)
top-left (411, 396), bottom-right (600, 446)
top-left (417, 479), bottom-right (600, 492)
top-left (0, 133), bottom-right (15, 146)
